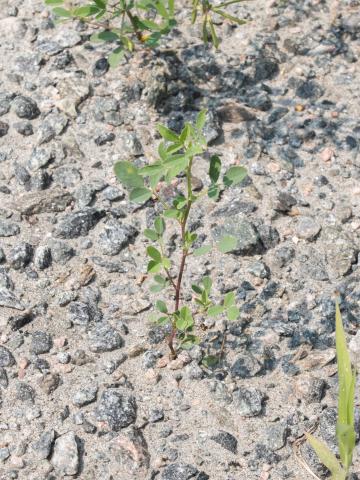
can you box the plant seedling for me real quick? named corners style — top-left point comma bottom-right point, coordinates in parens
top-left (44, 0), bottom-right (248, 65)
top-left (114, 110), bottom-right (247, 358)
top-left (306, 300), bottom-right (357, 480)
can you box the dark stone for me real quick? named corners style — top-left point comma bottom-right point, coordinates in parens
top-left (8, 243), bottom-right (33, 270)
top-left (13, 96), bottom-right (40, 119)
top-left (49, 239), bottom-right (75, 264)
top-left (94, 132), bottom-right (115, 146)
top-left (0, 121), bottom-right (9, 137)
top-left (54, 208), bottom-right (105, 239)
top-left (98, 220), bottom-right (138, 256)
top-left (16, 382), bottom-right (35, 402)
top-left (8, 312), bottom-right (33, 331)
top-left (210, 431), bottom-right (238, 454)
top-left (230, 353), bottom-right (262, 379)
top-left (32, 430), bottom-right (55, 459)
top-left (95, 388), bottom-right (137, 431)
top-left (161, 463), bottom-right (199, 480)
top-left (246, 92), bottom-right (272, 111)
top-left (273, 192), bottom-right (297, 213)
top-left (52, 50), bottom-right (73, 69)
top-left (253, 58), bottom-right (279, 82)
top-left (34, 246), bottom-right (52, 270)
top-left (88, 322), bottom-right (123, 352)
top-left (267, 107), bottom-right (289, 124)
top-left (14, 121), bottom-right (34, 136)
top-left (233, 387), bottom-right (265, 417)
top-left (0, 346), bottom-right (15, 367)
top-left (93, 58), bottom-right (109, 77)
top-left (68, 301), bottom-right (92, 327)
top-left (296, 80), bottom-right (324, 99)
top-left (260, 281), bottom-right (281, 300)
top-left (31, 331), bottom-right (53, 354)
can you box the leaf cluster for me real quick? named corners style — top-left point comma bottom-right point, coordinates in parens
top-left (114, 111), bottom-right (247, 353)
top-left (45, 0), bottom-right (247, 64)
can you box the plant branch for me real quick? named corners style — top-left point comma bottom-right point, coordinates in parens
top-left (167, 156), bottom-right (194, 358)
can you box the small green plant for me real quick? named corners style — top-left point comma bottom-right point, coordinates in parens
top-left (44, 0), bottom-right (247, 66)
top-left (114, 111), bottom-right (247, 358)
top-left (306, 300), bottom-right (357, 480)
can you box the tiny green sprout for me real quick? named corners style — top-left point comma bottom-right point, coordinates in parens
top-left (114, 110), bottom-right (247, 358)
top-left (43, 0), bottom-right (248, 63)
top-left (306, 299), bottom-right (357, 480)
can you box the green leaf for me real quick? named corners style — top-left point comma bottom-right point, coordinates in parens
top-left (218, 235), bottom-right (237, 253)
top-left (180, 334), bottom-right (199, 349)
top-left (306, 434), bottom-right (346, 479)
top-left (176, 306), bottom-right (194, 330)
top-left (208, 305), bottom-right (225, 317)
top-left (213, 8), bottom-right (247, 24)
top-left (202, 276), bottom-right (212, 293)
top-left (143, 229), bottom-right (158, 241)
top-left (149, 172), bottom-right (163, 189)
top-left (337, 423), bottom-right (356, 470)
top-left (164, 156), bottom-right (189, 182)
top-left (173, 196), bottom-right (187, 209)
top-left (191, 284), bottom-right (203, 295)
top-left (227, 305), bottom-right (240, 321)
top-left (73, 5), bottom-right (100, 16)
top-left (196, 109), bottom-right (207, 131)
top-left (208, 183), bottom-right (220, 200)
top-left (147, 246), bottom-right (162, 262)
top-left (223, 166), bottom-right (247, 187)
top-left (209, 155), bottom-right (221, 184)
top-left (129, 187), bottom-right (152, 203)
top-left (114, 161), bottom-right (143, 188)
top-left (139, 163), bottom-right (164, 176)
top-left (45, 0), bottom-right (64, 5)
top-left (108, 47), bottom-right (125, 68)
top-left (163, 209), bottom-right (181, 219)
top-left (336, 301), bottom-right (353, 426)
top-left (335, 301), bottom-right (356, 469)
top-left (162, 257), bottom-right (171, 269)
top-left (224, 291), bottom-right (235, 307)
top-left (147, 260), bottom-right (161, 273)
top-left (150, 284), bottom-right (165, 293)
top-left (156, 300), bottom-right (168, 313)
top-left (154, 217), bottom-right (165, 235)
top-left (179, 123), bottom-right (191, 144)
top-left (208, 19), bottom-right (220, 49)
top-left (52, 7), bottom-right (72, 17)
top-left (94, 0), bottom-right (106, 8)
top-left (156, 316), bottom-right (169, 325)
top-left (154, 275), bottom-right (167, 285)
top-left (193, 245), bottom-right (212, 256)
top-left (157, 124), bottom-right (179, 142)
top-left (90, 30), bottom-right (120, 42)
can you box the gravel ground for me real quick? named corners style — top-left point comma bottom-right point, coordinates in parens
top-left (0, 0), bottom-right (360, 478)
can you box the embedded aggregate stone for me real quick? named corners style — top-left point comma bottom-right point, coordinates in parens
top-left (0, 221), bottom-right (20, 237)
top-left (31, 331), bottom-right (53, 354)
top-left (88, 322), bottom-right (123, 352)
top-left (12, 95), bottom-right (40, 119)
top-left (51, 432), bottom-right (80, 476)
top-left (233, 387), bottom-right (265, 417)
top-left (95, 388), bottom-right (137, 430)
top-left (54, 208), bottom-right (105, 238)
top-left (0, 346), bottom-right (15, 367)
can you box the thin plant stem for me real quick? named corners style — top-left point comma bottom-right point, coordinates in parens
top-left (167, 156), bottom-right (194, 358)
